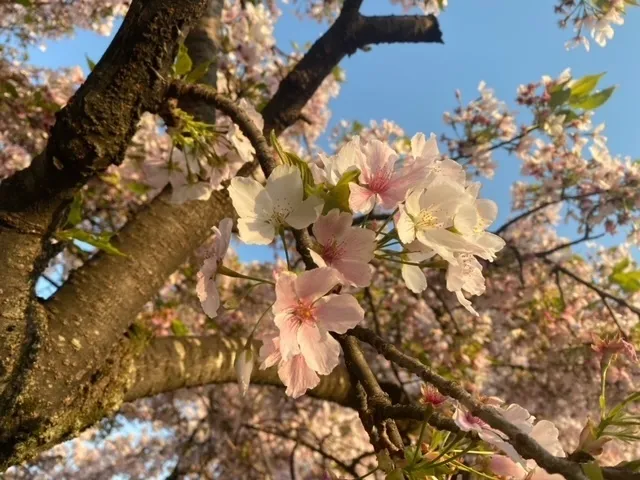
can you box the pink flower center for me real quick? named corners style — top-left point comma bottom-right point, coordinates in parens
top-left (321, 239), bottom-right (345, 264)
top-left (465, 412), bottom-right (487, 427)
top-left (292, 302), bottom-right (316, 324)
top-left (367, 166), bottom-right (394, 193)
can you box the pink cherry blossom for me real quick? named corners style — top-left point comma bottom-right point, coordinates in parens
top-left (196, 218), bottom-right (233, 317)
top-left (309, 209), bottom-right (376, 287)
top-left (272, 268), bottom-right (364, 375)
top-left (259, 336), bottom-right (320, 398)
top-left (349, 138), bottom-right (429, 214)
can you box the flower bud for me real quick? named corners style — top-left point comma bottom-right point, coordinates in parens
top-left (235, 348), bottom-right (254, 397)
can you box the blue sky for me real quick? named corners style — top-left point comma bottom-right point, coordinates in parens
top-left (26, 1), bottom-right (640, 263)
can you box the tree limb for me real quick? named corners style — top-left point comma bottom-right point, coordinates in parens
top-left (350, 326), bottom-right (588, 480)
top-left (261, 10), bottom-right (442, 136)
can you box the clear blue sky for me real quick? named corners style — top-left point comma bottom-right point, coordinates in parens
top-left (26, 1), bottom-right (640, 262)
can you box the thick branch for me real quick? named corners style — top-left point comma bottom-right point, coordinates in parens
top-left (261, 11), bottom-right (442, 136)
top-left (126, 335), bottom-right (354, 406)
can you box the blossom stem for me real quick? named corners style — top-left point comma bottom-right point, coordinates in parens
top-left (217, 265), bottom-right (275, 285)
top-left (412, 420), bottom-right (428, 464)
top-left (245, 300), bottom-right (276, 349)
top-left (374, 208), bottom-right (398, 236)
top-left (280, 230), bottom-right (292, 270)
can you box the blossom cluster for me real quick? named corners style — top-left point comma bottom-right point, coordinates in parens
top-left (194, 124), bottom-right (504, 399)
top-left (556, 0), bottom-right (633, 51)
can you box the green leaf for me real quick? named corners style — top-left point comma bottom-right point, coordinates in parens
top-left (569, 73), bottom-right (605, 98)
top-left (336, 168), bottom-right (360, 186)
top-left (569, 86), bottom-right (616, 110)
top-left (65, 193), bottom-right (83, 227)
top-left (610, 271), bottom-right (640, 293)
top-left (549, 88), bottom-right (571, 108)
top-left (170, 319), bottom-right (190, 337)
top-left (126, 181), bottom-right (151, 195)
top-left (185, 60), bottom-right (212, 84)
top-left (85, 55), bottom-right (96, 72)
top-left (582, 461), bottom-right (604, 480)
top-left (625, 0), bottom-right (640, 6)
top-left (57, 229), bottom-right (126, 256)
top-left (321, 183), bottom-right (351, 214)
top-left (14, 0), bottom-right (31, 6)
top-left (174, 44), bottom-right (193, 76)
top-left (612, 257), bottom-right (631, 275)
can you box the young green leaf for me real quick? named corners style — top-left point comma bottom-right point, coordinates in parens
top-left (174, 44), bottom-right (193, 77)
top-left (569, 73), bottom-right (605, 98)
top-left (57, 229), bottom-right (126, 256)
top-left (569, 86), bottom-right (616, 110)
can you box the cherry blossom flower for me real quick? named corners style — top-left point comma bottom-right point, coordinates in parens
top-left (420, 383), bottom-right (447, 407)
top-left (310, 136), bottom-right (363, 185)
top-left (229, 165), bottom-right (324, 244)
top-left (196, 218), bottom-right (233, 317)
top-left (410, 132), bottom-right (465, 187)
top-left (453, 186), bottom-right (506, 262)
top-left (273, 268), bottom-right (364, 375)
top-left (397, 182), bottom-right (483, 264)
top-left (260, 336), bottom-right (320, 398)
top-left (446, 253), bottom-right (486, 316)
top-left (309, 209), bottom-right (376, 287)
top-left (349, 138), bottom-right (428, 214)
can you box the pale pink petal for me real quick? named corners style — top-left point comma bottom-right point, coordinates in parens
top-left (488, 456), bottom-right (526, 479)
top-left (215, 218), bottom-right (234, 259)
top-left (297, 323), bottom-right (341, 375)
top-left (315, 294), bottom-right (364, 333)
top-left (312, 209), bottom-right (352, 246)
top-left (237, 218), bottom-right (275, 245)
top-left (196, 276), bottom-right (220, 318)
top-left (259, 336), bottom-right (282, 369)
top-left (361, 139), bottom-right (398, 182)
top-left (278, 354), bottom-right (320, 398)
top-left (454, 203), bottom-right (479, 236)
top-left (274, 271), bottom-right (298, 313)
top-left (476, 199), bottom-right (498, 225)
top-left (309, 249), bottom-right (328, 268)
top-left (397, 207), bottom-right (417, 245)
top-left (531, 421), bottom-right (565, 457)
top-left (402, 264), bottom-right (427, 294)
top-left (380, 162), bottom-right (429, 209)
top-left (275, 313), bottom-right (301, 362)
top-left (287, 195), bottom-right (323, 229)
top-left (332, 259), bottom-right (373, 287)
top-left (349, 183), bottom-right (377, 214)
top-left (295, 268), bottom-right (338, 303)
top-left (340, 227), bottom-right (376, 262)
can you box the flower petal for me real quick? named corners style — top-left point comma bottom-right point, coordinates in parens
top-left (454, 203), bottom-right (479, 236)
top-left (332, 259), bottom-right (373, 287)
top-left (266, 165), bottom-right (303, 213)
top-left (349, 183), bottom-right (377, 214)
top-left (295, 268), bottom-right (339, 303)
top-left (397, 207), bottom-right (417, 245)
top-left (275, 313), bottom-right (300, 362)
top-left (274, 271), bottom-right (298, 313)
top-left (297, 323), bottom-right (341, 375)
top-left (237, 218), bottom-right (275, 245)
top-left (315, 294), bottom-right (365, 333)
top-left (229, 177), bottom-right (273, 219)
top-left (278, 354), bottom-right (320, 398)
top-left (259, 336), bottom-right (282, 370)
top-left (402, 264), bottom-right (427, 293)
top-left (287, 195), bottom-right (323, 229)
top-left (312, 209), bottom-right (353, 246)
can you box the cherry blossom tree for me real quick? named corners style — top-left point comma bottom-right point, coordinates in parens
top-left (1, 0), bottom-right (639, 479)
